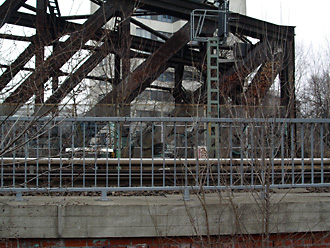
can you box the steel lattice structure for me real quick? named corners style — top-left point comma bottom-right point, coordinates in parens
top-left (0, 0), bottom-right (295, 117)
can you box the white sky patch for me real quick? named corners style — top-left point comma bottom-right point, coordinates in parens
top-left (247, 0), bottom-right (330, 53)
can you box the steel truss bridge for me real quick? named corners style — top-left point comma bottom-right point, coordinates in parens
top-left (0, 0), bottom-right (295, 117)
top-left (0, 1), bottom-right (298, 199)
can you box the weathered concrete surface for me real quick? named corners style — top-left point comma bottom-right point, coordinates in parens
top-left (1, 190), bottom-right (330, 239)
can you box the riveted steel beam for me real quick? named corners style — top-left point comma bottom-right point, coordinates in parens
top-left (1, 1), bottom-right (122, 116)
top-left (0, 0), bottom-right (27, 28)
top-left (96, 23), bottom-right (191, 106)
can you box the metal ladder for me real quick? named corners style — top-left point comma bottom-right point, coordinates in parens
top-left (207, 37), bottom-right (220, 158)
top-left (48, 0), bottom-right (61, 18)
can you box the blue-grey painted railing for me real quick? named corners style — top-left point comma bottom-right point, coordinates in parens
top-left (1, 117), bottom-right (330, 197)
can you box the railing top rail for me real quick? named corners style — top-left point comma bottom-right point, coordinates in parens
top-left (1, 116), bottom-right (330, 124)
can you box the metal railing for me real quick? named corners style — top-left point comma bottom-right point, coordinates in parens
top-left (1, 117), bottom-right (330, 198)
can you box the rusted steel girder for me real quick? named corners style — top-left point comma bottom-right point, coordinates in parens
top-left (280, 38), bottom-right (295, 118)
top-left (36, 2), bottom-right (135, 116)
top-left (0, 0), bottom-right (27, 28)
top-left (35, 39), bottom-right (114, 116)
top-left (228, 13), bottom-right (295, 41)
top-left (136, 0), bottom-right (294, 41)
top-left (1, 1), bottom-right (121, 116)
top-left (243, 50), bottom-right (283, 105)
top-left (222, 42), bottom-right (279, 104)
top-left (96, 23), bottom-right (191, 105)
top-left (193, 42), bottom-right (272, 104)
top-left (0, 42), bottom-right (35, 92)
top-left (35, 0), bottom-right (48, 104)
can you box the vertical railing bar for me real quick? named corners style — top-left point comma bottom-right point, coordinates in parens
top-left (196, 121), bottom-right (199, 187)
top-left (174, 122), bottom-right (177, 187)
top-left (59, 124), bottom-right (62, 188)
top-left (206, 121), bottom-right (210, 188)
top-left (117, 121), bottom-right (120, 187)
top-left (261, 124), bottom-right (264, 186)
top-left (185, 122), bottom-right (188, 187)
top-left (291, 123), bottom-right (294, 185)
top-left (321, 123), bottom-right (324, 184)
top-left (140, 121), bottom-right (143, 187)
top-left (162, 121), bottom-right (165, 187)
top-left (217, 121), bottom-right (221, 187)
top-left (129, 122), bottom-right (132, 188)
top-left (301, 124), bottom-right (304, 185)
top-left (281, 123), bottom-right (285, 185)
top-left (240, 123), bottom-right (243, 186)
top-left (36, 122), bottom-right (39, 187)
top-left (1, 124), bottom-right (3, 187)
top-left (250, 124), bottom-right (254, 186)
top-left (106, 122), bottom-right (109, 188)
top-left (311, 124), bottom-right (314, 184)
top-left (229, 123), bottom-right (233, 187)
top-left (24, 121), bottom-right (28, 188)
top-left (48, 123), bottom-right (51, 188)
top-left (83, 122), bottom-right (86, 188)
top-left (151, 122), bottom-right (154, 188)
top-left (271, 122), bottom-right (275, 186)
top-left (94, 122), bottom-right (98, 187)
top-left (13, 123), bottom-right (16, 187)
top-left (71, 122), bottom-right (74, 187)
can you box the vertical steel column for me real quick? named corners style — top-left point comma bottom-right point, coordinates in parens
top-left (35, 0), bottom-right (47, 106)
top-left (0, 124), bottom-right (3, 187)
top-left (207, 37), bottom-right (220, 158)
top-left (174, 64), bottom-right (184, 104)
top-left (119, 2), bottom-right (132, 80)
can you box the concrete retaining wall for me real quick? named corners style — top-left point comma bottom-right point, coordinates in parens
top-left (1, 191), bottom-right (330, 240)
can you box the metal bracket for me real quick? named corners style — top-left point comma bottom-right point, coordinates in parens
top-left (190, 8), bottom-right (229, 43)
top-left (100, 190), bottom-right (111, 201)
top-left (183, 187), bottom-right (190, 201)
top-left (15, 191), bottom-right (25, 202)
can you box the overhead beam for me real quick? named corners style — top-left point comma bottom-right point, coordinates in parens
top-left (9, 11), bottom-right (81, 35)
top-left (0, 0), bottom-right (27, 28)
top-left (135, 0), bottom-right (294, 41)
top-left (96, 22), bottom-right (191, 105)
top-left (0, 42), bottom-right (35, 92)
top-left (36, 0), bottom-right (136, 115)
top-left (1, 1), bottom-right (121, 116)
top-left (229, 13), bottom-right (295, 41)
top-left (35, 38), bottom-right (114, 116)
top-left (0, 33), bottom-right (33, 42)
top-left (131, 18), bottom-right (169, 41)
top-left (135, 0), bottom-right (215, 20)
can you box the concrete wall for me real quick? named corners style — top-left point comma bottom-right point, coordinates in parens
top-left (1, 191), bottom-right (330, 240)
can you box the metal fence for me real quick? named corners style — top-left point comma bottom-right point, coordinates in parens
top-left (1, 117), bottom-right (330, 198)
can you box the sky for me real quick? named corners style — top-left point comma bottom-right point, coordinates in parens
top-left (246, 0), bottom-right (330, 55)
